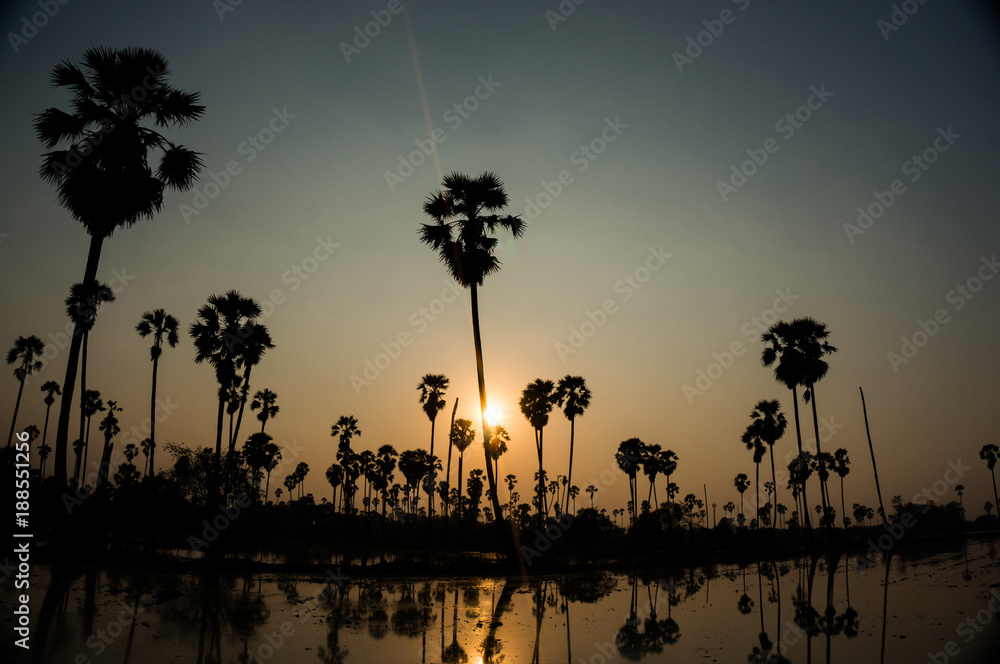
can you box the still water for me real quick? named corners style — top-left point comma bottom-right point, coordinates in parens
top-left (3, 538), bottom-right (999, 663)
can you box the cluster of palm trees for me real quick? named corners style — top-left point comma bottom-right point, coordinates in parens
top-left (614, 438), bottom-right (682, 527)
top-left (8, 47), bottom-right (1000, 553)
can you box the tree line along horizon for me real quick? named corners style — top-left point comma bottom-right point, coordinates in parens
top-left (5, 46), bottom-right (999, 535)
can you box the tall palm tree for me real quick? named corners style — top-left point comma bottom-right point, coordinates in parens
top-left (554, 375), bottom-right (591, 514)
top-left (520, 379), bottom-right (556, 521)
top-left (980, 444), bottom-right (999, 517)
top-left (375, 444), bottom-right (398, 518)
top-left (331, 416), bottom-right (361, 513)
top-left (38, 441), bottom-right (52, 477)
top-left (660, 449), bottom-right (679, 526)
top-left (795, 318), bottom-right (837, 523)
top-left (250, 388), bottom-right (279, 433)
top-left (243, 431), bottom-right (273, 503)
top-left (96, 399), bottom-right (121, 488)
top-left (443, 398), bottom-right (458, 518)
top-left (228, 321), bottom-right (274, 451)
top-left (189, 291), bottom-right (263, 465)
top-left (39, 380), bottom-right (61, 452)
top-left (734, 473), bottom-right (751, 525)
top-left (832, 448), bottom-right (851, 528)
top-left (740, 425), bottom-right (767, 529)
top-left (326, 463), bottom-right (344, 510)
top-left (418, 171), bottom-right (525, 537)
top-left (6, 335), bottom-right (45, 447)
top-left (66, 281), bottom-right (114, 463)
top-left (955, 484), bottom-right (965, 518)
top-left (38, 47), bottom-right (204, 486)
top-left (642, 443), bottom-right (664, 509)
top-left (761, 321), bottom-right (812, 531)
top-left (331, 415), bottom-right (361, 452)
top-left (450, 418), bottom-right (476, 520)
top-left (263, 441), bottom-right (281, 505)
top-left (77, 389), bottom-right (103, 480)
top-left (486, 424), bottom-right (509, 488)
top-left (586, 484), bottom-right (598, 510)
top-left (744, 399), bottom-right (787, 528)
top-left (417, 374), bottom-right (449, 517)
top-left (136, 308), bottom-right (179, 478)
top-left (615, 438), bottom-right (645, 527)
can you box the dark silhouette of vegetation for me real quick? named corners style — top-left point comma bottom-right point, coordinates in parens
top-left (37, 47), bottom-right (204, 486)
top-left (419, 171), bottom-right (525, 545)
top-left (6, 334), bottom-right (45, 447)
top-left (136, 308), bottom-right (178, 477)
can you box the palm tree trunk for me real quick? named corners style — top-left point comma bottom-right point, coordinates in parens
top-left (755, 462), bottom-right (761, 529)
top-left (42, 402), bottom-right (53, 448)
top-left (148, 353), bottom-right (159, 478)
top-left (457, 453), bottom-right (464, 520)
top-left (859, 387), bottom-right (887, 523)
top-left (444, 398), bottom-right (457, 518)
top-left (991, 469), bottom-right (999, 518)
top-left (790, 385), bottom-right (812, 531)
top-left (808, 383), bottom-right (831, 523)
top-left (53, 235), bottom-right (105, 486)
top-left (468, 282), bottom-right (509, 538)
top-left (840, 476), bottom-right (848, 529)
top-left (565, 416), bottom-right (575, 514)
top-left (215, 394), bottom-right (225, 461)
top-left (428, 415), bottom-right (436, 518)
top-left (6, 378), bottom-right (26, 448)
top-left (230, 367), bottom-right (253, 453)
top-left (78, 331), bottom-right (89, 475)
top-left (769, 448), bottom-right (778, 529)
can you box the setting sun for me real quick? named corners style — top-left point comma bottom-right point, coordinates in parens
top-left (485, 403), bottom-right (503, 427)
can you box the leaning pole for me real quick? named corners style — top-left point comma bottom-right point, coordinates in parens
top-left (859, 387), bottom-right (887, 524)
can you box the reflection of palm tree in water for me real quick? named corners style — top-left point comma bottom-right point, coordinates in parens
top-left (482, 578), bottom-right (519, 663)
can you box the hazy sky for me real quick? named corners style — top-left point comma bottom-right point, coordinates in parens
top-left (2, 0), bottom-right (999, 520)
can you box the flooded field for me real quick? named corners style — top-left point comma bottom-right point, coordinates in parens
top-left (3, 537), bottom-right (999, 663)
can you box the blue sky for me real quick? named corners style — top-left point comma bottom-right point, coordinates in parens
top-left (2, 0), bottom-right (999, 517)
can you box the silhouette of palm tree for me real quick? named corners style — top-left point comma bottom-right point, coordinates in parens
top-left (554, 375), bottom-right (591, 514)
top-left (136, 308), bottom-right (178, 478)
top-left (250, 388), bottom-right (279, 433)
top-left (331, 415), bottom-right (361, 451)
top-left (419, 171), bottom-right (525, 536)
top-left (375, 444), bottom-right (398, 518)
top-left (96, 399), bottom-right (121, 488)
top-left (326, 463), bottom-right (344, 510)
top-left (37, 47), bottom-right (204, 486)
top-left (78, 389), bottom-right (104, 480)
top-left (796, 318), bottom-right (837, 521)
top-left (417, 374), bottom-right (449, 516)
top-left (586, 484), bottom-right (598, 509)
top-left (39, 380), bottom-right (61, 451)
top-left (980, 444), bottom-right (999, 517)
top-left (734, 473), bottom-right (750, 526)
top-left (6, 335), bottom-right (45, 447)
top-left (242, 431), bottom-right (273, 502)
top-left (229, 321), bottom-right (274, 451)
top-left (955, 484), bottom-right (965, 518)
top-left (743, 399), bottom-right (787, 528)
top-left (38, 441), bottom-right (52, 477)
top-left (65, 281), bottom-right (114, 462)
top-left (761, 321), bottom-right (812, 530)
top-left (486, 424), bottom-right (509, 487)
top-left (641, 443), bottom-right (664, 509)
top-left (832, 448), bottom-right (851, 528)
top-left (615, 438), bottom-right (645, 527)
top-left (520, 378), bottom-right (556, 521)
top-left (450, 418), bottom-right (475, 520)
top-left (189, 291), bottom-right (263, 465)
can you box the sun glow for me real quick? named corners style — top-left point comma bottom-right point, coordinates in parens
top-left (485, 403), bottom-right (503, 427)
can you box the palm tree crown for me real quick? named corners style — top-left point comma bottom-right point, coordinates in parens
top-left (35, 46), bottom-right (204, 238)
top-left (418, 171), bottom-right (525, 287)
